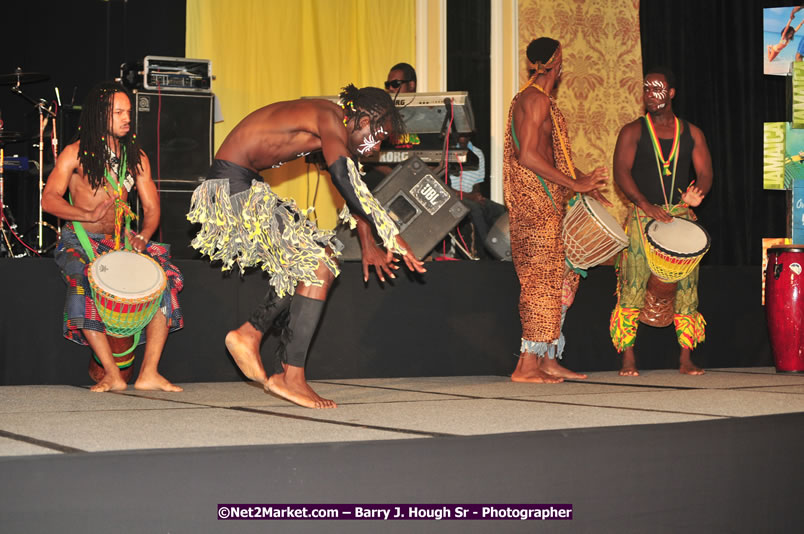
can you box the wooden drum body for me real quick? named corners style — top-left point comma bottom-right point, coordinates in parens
top-left (765, 246), bottom-right (804, 373)
top-left (562, 195), bottom-right (628, 270)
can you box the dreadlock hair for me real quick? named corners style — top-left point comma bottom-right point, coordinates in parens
top-left (75, 81), bottom-right (142, 191)
top-left (339, 84), bottom-right (406, 138)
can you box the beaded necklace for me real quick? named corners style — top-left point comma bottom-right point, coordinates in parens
top-left (644, 113), bottom-right (680, 209)
top-left (102, 144), bottom-right (137, 250)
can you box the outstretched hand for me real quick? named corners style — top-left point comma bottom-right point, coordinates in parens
top-left (390, 235), bottom-right (426, 275)
top-left (681, 185), bottom-right (705, 207)
top-left (361, 239), bottom-right (399, 283)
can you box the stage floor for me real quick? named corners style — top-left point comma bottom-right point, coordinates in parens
top-left (3, 367), bottom-right (804, 533)
top-left (3, 367), bottom-right (803, 457)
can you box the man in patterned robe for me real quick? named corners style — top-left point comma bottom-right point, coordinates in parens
top-left (503, 37), bottom-right (609, 383)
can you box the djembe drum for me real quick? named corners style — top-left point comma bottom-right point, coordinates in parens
top-left (562, 195), bottom-right (628, 270)
top-left (643, 217), bottom-right (710, 282)
top-left (765, 245), bottom-right (804, 372)
top-left (86, 249), bottom-right (167, 383)
top-left (639, 217), bottom-right (710, 327)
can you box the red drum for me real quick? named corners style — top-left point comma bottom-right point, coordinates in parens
top-left (765, 246), bottom-right (804, 372)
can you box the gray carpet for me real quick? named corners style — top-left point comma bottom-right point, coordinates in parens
top-left (2, 367), bottom-right (803, 455)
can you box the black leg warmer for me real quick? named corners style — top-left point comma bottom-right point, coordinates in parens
top-left (276, 295), bottom-right (325, 370)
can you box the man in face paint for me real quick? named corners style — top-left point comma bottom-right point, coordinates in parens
top-left (188, 84), bottom-right (425, 409)
top-left (609, 68), bottom-right (713, 376)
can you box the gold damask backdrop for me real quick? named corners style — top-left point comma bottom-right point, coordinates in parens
top-left (518, 0), bottom-right (644, 227)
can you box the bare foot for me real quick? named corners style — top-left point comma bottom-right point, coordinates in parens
top-left (511, 353), bottom-right (564, 384)
top-left (225, 326), bottom-right (268, 385)
top-left (679, 362), bottom-right (705, 375)
top-left (619, 348), bottom-right (639, 377)
top-left (679, 349), bottom-right (704, 375)
top-left (541, 357), bottom-right (587, 380)
top-left (265, 373), bottom-right (337, 409)
top-left (90, 373), bottom-right (128, 392)
top-left (134, 372), bottom-right (183, 392)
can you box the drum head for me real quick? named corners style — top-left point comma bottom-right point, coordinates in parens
top-left (581, 195), bottom-right (627, 243)
top-left (90, 250), bottom-right (166, 298)
top-left (645, 218), bottom-right (710, 257)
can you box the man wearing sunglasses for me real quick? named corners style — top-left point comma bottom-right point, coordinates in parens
top-left (359, 63), bottom-right (420, 191)
top-left (384, 63), bottom-right (417, 94)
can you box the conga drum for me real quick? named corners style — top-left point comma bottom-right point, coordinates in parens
top-left (86, 249), bottom-right (167, 382)
top-left (765, 245), bottom-right (804, 372)
top-left (562, 195), bottom-right (628, 270)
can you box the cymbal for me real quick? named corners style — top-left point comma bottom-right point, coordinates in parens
top-left (0, 70), bottom-right (49, 85)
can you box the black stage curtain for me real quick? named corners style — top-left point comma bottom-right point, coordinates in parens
top-left (640, 0), bottom-right (790, 265)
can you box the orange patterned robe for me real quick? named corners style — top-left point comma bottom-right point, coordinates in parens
top-left (503, 86), bottom-right (579, 357)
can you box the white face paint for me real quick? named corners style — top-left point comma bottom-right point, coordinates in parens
top-left (644, 79), bottom-right (669, 109)
top-left (357, 126), bottom-right (388, 155)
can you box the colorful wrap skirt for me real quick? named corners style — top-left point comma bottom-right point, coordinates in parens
top-left (54, 223), bottom-right (184, 346)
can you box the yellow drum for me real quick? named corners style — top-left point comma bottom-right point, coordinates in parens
top-left (643, 217), bottom-right (710, 282)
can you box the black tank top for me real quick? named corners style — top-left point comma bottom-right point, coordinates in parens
top-left (632, 117), bottom-right (694, 205)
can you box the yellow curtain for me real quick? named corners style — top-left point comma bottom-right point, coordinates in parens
top-left (186, 0), bottom-right (415, 229)
top-left (518, 0), bottom-right (643, 227)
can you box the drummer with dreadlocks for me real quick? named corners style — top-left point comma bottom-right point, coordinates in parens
top-left (609, 67), bottom-right (712, 376)
top-left (43, 81), bottom-right (185, 393)
top-left (503, 37), bottom-right (609, 383)
top-left (188, 84), bottom-right (425, 409)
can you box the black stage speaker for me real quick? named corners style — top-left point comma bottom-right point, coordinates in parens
top-left (133, 90), bottom-right (213, 181)
top-left (133, 90), bottom-right (212, 259)
top-left (335, 156), bottom-right (469, 260)
top-left (484, 211), bottom-right (512, 261)
top-left (135, 183), bottom-right (201, 260)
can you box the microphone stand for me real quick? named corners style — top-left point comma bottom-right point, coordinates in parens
top-left (11, 84), bottom-right (56, 252)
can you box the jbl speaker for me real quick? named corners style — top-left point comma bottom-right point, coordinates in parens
top-left (133, 90), bottom-right (213, 181)
top-left (484, 211), bottom-right (512, 261)
top-left (335, 156), bottom-right (469, 260)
